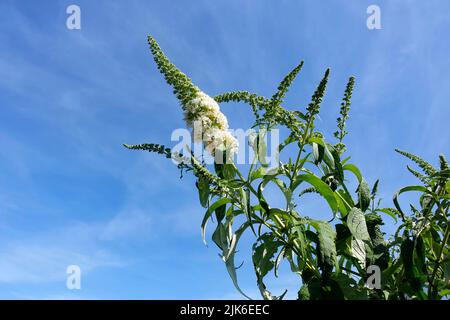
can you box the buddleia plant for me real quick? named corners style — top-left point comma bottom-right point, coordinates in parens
top-left (384, 151), bottom-right (450, 299)
top-left (125, 36), bottom-right (449, 300)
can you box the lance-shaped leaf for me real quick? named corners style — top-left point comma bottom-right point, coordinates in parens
top-left (400, 238), bottom-right (424, 293)
top-left (347, 207), bottom-right (370, 241)
top-left (197, 176), bottom-right (210, 208)
top-left (292, 174), bottom-right (338, 217)
top-left (356, 179), bottom-right (371, 212)
top-left (308, 137), bottom-right (335, 169)
top-left (222, 221), bottom-right (252, 300)
top-left (393, 185), bottom-right (429, 219)
top-left (376, 208), bottom-right (399, 223)
top-left (308, 220), bottom-right (337, 269)
top-left (342, 163), bottom-right (362, 183)
top-left (212, 222), bottom-right (228, 251)
top-left (312, 142), bottom-right (325, 165)
top-left (351, 238), bottom-right (366, 269)
top-left (252, 233), bottom-right (284, 300)
top-left (201, 198), bottom-right (232, 244)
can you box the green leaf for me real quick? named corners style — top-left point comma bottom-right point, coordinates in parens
top-left (393, 185), bottom-right (429, 219)
top-left (252, 233), bottom-right (284, 300)
top-left (215, 202), bottom-right (227, 224)
top-left (334, 189), bottom-right (353, 217)
top-left (240, 188), bottom-right (257, 236)
top-left (272, 179), bottom-right (294, 210)
top-left (274, 247), bottom-right (286, 278)
top-left (331, 148), bottom-right (344, 182)
top-left (347, 207), bottom-right (370, 241)
top-left (400, 238), bottom-right (422, 292)
top-left (376, 208), bottom-right (399, 223)
top-left (223, 221), bottom-right (252, 300)
top-left (224, 233), bottom-right (238, 262)
top-left (309, 137), bottom-right (335, 169)
top-left (320, 278), bottom-right (345, 300)
top-left (342, 163), bottom-right (362, 183)
top-left (223, 163), bottom-right (236, 180)
top-left (439, 289), bottom-right (450, 298)
top-left (212, 223), bottom-right (227, 250)
top-left (414, 235), bottom-right (426, 275)
top-left (250, 167), bottom-right (266, 181)
top-left (371, 179), bottom-right (379, 197)
top-left (335, 223), bottom-right (351, 245)
top-left (257, 171), bottom-right (283, 209)
top-left (309, 220), bottom-right (337, 269)
top-left (443, 260), bottom-right (450, 283)
top-left (214, 162), bottom-right (224, 178)
top-left (365, 213), bottom-right (388, 269)
top-left (323, 144), bottom-right (336, 170)
top-left (252, 131), bottom-right (268, 167)
top-left (291, 225), bottom-right (308, 268)
top-left (298, 278), bottom-right (322, 300)
top-left (312, 142), bottom-right (324, 165)
top-left (215, 161), bottom-right (236, 180)
top-left (332, 273), bottom-right (368, 300)
top-left (292, 174), bottom-right (338, 217)
top-left (201, 198), bottom-right (232, 244)
top-left (197, 176), bottom-right (210, 208)
top-left (253, 233), bottom-right (282, 278)
top-left (278, 133), bottom-right (296, 152)
top-left (357, 179), bottom-right (371, 212)
top-left (351, 238), bottom-right (366, 268)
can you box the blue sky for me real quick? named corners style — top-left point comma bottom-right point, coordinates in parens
top-left (0, 0), bottom-right (449, 299)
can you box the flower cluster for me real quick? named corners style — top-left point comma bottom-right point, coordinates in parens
top-left (184, 91), bottom-right (239, 159)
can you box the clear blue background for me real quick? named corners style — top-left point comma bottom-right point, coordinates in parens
top-left (0, 0), bottom-right (448, 299)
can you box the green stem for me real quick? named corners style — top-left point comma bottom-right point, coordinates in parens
top-left (290, 116), bottom-right (315, 187)
top-left (335, 190), bottom-right (352, 211)
top-left (428, 217), bottom-right (449, 299)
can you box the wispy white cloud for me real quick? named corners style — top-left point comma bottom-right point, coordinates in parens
top-left (0, 223), bottom-right (123, 284)
top-left (100, 208), bottom-right (152, 241)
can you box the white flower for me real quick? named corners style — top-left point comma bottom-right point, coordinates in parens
top-left (222, 131), bottom-right (239, 155)
top-left (191, 117), bottom-right (213, 141)
top-left (204, 129), bottom-right (239, 156)
top-left (184, 91), bottom-right (238, 157)
top-left (213, 111), bottom-right (228, 130)
top-left (185, 91), bottom-right (220, 114)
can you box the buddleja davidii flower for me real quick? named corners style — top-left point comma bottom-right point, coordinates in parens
top-left (188, 92), bottom-right (239, 159)
top-left (147, 36), bottom-right (199, 106)
top-left (203, 128), bottom-right (239, 157)
top-left (334, 76), bottom-right (355, 154)
top-left (184, 92), bottom-right (228, 130)
top-left (148, 36), bottom-right (238, 159)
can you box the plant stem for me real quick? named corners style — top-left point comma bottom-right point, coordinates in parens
top-left (290, 115), bottom-right (315, 188)
top-left (428, 217), bottom-right (449, 299)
